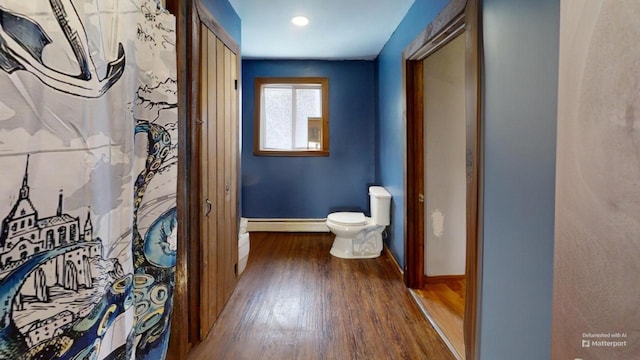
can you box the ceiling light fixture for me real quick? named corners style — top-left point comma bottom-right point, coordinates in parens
top-left (291, 16), bottom-right (309, 26)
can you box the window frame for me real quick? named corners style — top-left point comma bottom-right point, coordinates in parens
top-left (253, 77), bottom-right (329, 156)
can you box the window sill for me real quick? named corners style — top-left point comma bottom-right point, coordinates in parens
top-left (253, 150), bottom-right (329, 157)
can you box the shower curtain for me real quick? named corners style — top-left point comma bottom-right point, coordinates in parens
top-left (0, 0), bottom-right (177, 359)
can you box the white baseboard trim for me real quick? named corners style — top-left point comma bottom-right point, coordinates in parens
top-left (246, 218), bottom-right (330, 232)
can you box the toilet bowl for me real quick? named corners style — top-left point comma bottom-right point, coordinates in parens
top-left (326, 186), bottom-right (391, 259)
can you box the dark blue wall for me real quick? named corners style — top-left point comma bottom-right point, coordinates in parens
top-left (376, 0), bottom-right (559, 358)
top-left (201, 0), bottom-right (241, 43)
top-left (241, 60), bottom-right (376, 218)
top-left (480, 0), bottom-right (559, 358)
top-left (376, 0), bottom-right (449, 267)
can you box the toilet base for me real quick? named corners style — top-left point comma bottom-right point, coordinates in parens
top-left (329, 232), bottom-right (383, 259)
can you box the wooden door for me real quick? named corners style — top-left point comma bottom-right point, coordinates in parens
top-left (199, 23), bottom-right (239, 339)
top-left (168, 2), bottom-right (240, 358)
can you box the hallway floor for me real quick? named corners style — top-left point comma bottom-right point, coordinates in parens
top-left (187, 232), bottom-right (454, 360)
top-left (413, 278), bottom-right (466, 359)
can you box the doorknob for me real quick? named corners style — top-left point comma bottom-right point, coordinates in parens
top-left (418, 194), bottom-right (424, 203)
top-left (205, 199), bottom-right (212, 217)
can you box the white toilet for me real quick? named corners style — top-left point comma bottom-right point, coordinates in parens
top-left (326, 186), bottom-right (392, 259)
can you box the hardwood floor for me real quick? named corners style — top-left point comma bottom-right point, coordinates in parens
top-left (412, 278), bottom-right (465, 359)
top-left (186, 232), bottom-right (455, 360)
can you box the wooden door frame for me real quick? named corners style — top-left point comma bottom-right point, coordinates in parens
top-left (169, 1), bottom-right (240, 359)
top-left (403, 0), bottom-right (483, 359)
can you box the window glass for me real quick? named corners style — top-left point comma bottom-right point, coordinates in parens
top-left (264, 87), bottom-right (293, 149)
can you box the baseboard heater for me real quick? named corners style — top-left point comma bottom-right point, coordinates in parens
top-left (246, 218), bottom-right (330, 232)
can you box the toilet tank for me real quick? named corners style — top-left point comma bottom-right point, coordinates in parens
top-left (369, 186), bottom-right (392, 226)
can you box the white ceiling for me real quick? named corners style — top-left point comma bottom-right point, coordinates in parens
top-left (227, 0), bottom-right (415, 60)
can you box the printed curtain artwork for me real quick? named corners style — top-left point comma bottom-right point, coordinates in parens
top-left (0, 1), bottom-right (177, 359)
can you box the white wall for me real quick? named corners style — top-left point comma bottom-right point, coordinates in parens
top-left (552, 0), bottom-right (640, 358)
top-left (423, 34), bottom-right (466, 276)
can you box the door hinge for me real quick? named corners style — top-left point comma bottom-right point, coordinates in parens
top-left (234, 263), bottom-right (238, 277)
top-left (234, 79), bottom-right (238, 90)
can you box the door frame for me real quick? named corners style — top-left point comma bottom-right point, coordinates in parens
top-left (403, 0), bottom-right (483, 358)
top-left (169, 1), bottom-right (240, 359)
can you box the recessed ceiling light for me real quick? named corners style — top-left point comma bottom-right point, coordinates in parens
top-left (291, 16), bottom-right (309, 26)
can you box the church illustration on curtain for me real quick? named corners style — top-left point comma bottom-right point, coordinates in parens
top-left (0, 0), bottom-right (177, 359)
top-left (1, 154), bottom-right (107, 343)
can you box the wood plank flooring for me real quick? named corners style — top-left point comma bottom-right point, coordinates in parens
top-left (186, 232), bottom-right (454, 360)
top-left (413, 278), bottom-right (465, 359)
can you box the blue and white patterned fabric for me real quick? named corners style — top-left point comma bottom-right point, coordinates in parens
top-left (0, 1), bottom-right (177, 359)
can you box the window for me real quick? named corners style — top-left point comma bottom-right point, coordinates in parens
top-left (70, 224), bottom-right (77, 241)
top-left (254, 77), bottom-right (329, 156)
top-left (58, 227), bottom-right (67, 244)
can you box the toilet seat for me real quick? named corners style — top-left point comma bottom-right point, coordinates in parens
top-left (327, 212), bottom-right (367, 226)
